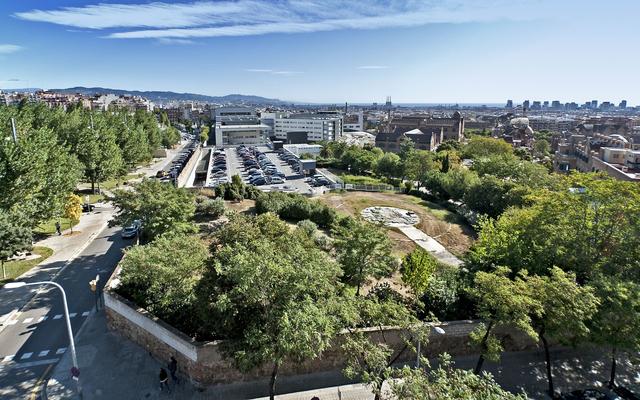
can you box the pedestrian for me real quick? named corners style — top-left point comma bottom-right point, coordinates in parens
top-left (168, 356), bottom-right (179, 384)
top-left (159, 368), bottom-right (171, 393)
top-left (55, 221), bottom-right (61, 236)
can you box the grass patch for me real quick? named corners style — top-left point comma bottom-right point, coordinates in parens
top-left (1, 246), bottom-right (54, 284)
top-left (101, 173), bottom-right (145, 190)
top-left (34, 218), bottom-right (78, 236)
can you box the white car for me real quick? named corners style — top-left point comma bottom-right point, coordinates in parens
top-left (122, 220), bottom-right (142, 239)
top-left (270, 176), bottom-right (286, 184)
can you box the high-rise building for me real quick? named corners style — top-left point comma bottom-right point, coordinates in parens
top-left (274, 112), bottom-right (343, 142)
top-left (506, 99), bottom-right (513, 108)
top-left (591, 100), bottom-right (598, 109)
top-left (619, 100), bottom-right (627, 109)
top-left (523, 100), bottom-right (530, 110)
top-left (543, 101), bottom-right (549, 108)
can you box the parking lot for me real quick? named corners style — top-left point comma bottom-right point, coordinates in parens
top-left (225, 146), bottom-right (315, 194)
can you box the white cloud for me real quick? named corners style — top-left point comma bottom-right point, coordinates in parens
top-left (156, 38), bottom-right (195, 45)
top-left (0, 44), bottom-right (23, 54)
top-left (357, 65), bottom-right (389, 70)
top-left (14, 1), bottom-right (543, 40)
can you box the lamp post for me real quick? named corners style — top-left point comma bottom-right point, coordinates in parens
top-left (4, 281), bottom-right (82, 396)
top-left (416, 325), bottom-right (446, 369)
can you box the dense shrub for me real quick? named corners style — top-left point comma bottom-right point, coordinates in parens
top-left (214, 178), bottom-right (261, 201)
top-left (196, 198), bottom-right (225, 219)
top-left (419, 263), bottom-right (474, 321)
top-left (255, 192), bottom-right (337, 228)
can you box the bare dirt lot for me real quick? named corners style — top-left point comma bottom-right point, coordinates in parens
top-left (318, 191), bottom-right (475, 257)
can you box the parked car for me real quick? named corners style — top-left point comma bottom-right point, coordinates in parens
top-left (82, 203), bottom-right (95, 212)
top-left (270, 176), bottom-right (286, 184)
top-left (121, 220), bottom-right (142, 239)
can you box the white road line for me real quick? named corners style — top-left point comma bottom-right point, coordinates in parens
top-left (82, 311), bottom-right (90, 317)
top-left (20, 353), bottom-right (33, 360)
top-left (53, 314), bottom-right (62, 320)
top-left (2, 355), bottom-right (14, 362)
top-left (6, 320), bottom-right (18, 325)
top-left (0, 358), bottom-right (60, 371)
top-left (55, 348), bottom-right (66, 355)
top-left (22, 318), bottom-right (33, 324)
top-left (38, 350), bottom-right (49, 357)
top-left (38, 316), bottom-right (48, 322)
top-left (69, 313), bottom-right (77, 318)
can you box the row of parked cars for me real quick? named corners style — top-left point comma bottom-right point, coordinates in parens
top-left (208, 150), bottom-right (229, 187)
top-left (306, 174), bottom-right (332, 187)
top-left (238, 146), bottom-right (286, 186)
top-left (156, 140), bottom-right (198, 183)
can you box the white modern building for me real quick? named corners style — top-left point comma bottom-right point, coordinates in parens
top-left (283, 144), bottom-right (323, 157)
top-left (274, 112), bottom-right (343, 142)
top-left (212, 107), bottom-right (270, 147)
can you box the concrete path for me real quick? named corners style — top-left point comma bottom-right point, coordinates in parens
top-left (397, 225), bottom-right (463, 266)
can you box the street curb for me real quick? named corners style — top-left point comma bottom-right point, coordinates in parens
top-left (0, 217), bottom-right (111, 336)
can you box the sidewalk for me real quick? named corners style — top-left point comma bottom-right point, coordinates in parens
top-left (0, 203), bottom-right (114, 331)
top-left (44, 307), bottom-right (640, 400)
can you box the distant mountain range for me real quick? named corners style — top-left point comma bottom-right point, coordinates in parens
top-left (4, 86), bottom-right (288, 105)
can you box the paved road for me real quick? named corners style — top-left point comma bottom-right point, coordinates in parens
top-left (0, 222), bottom-right (128, 399)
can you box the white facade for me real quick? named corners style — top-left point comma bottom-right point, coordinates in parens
top-left (283, 144), bottom-right (323, 156)
top-left (213, 107), bottom-right (269, 146)
top-left (274, 113), bottom-right (343, 142)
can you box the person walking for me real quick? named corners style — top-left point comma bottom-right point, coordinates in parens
top-left (159, 368), bottom-right (171, 393)
top-left (55, 221), bottom-right (62, 236)
top-left (168, 356), bottom-right (179, 384)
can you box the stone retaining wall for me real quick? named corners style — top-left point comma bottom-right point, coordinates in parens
top-left (104, 284), bottom-right (539, 386)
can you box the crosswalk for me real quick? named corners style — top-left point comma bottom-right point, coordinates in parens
top-left (0, 310), bottom-right (91, 365)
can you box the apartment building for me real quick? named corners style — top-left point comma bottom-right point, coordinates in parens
top-left (274, 112), bottom-right (343, 142)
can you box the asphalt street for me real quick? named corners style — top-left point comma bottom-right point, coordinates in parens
top-left (0, 217), bottom-right (128, 399)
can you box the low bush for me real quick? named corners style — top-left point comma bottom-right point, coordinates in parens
top-left (255, 192), bottom-right (337, 228)
top-left (196, 198), bottom-right (225, 219)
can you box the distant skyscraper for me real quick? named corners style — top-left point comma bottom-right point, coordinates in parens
top-left (543, 101), bottom-right (549, 108)
top-left (591, 100), bottom-right (598, 109)
top-left (619, 100), bottom-right (627, 109)
top-left (523, 100), bottom-right (530, 110)
top-left (506, 99), bottom-right (513, 108)
top-left (551, 100), bottom-right (561, 109)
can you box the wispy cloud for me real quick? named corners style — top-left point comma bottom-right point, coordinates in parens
top-left (0, 44), bottom-right (23, 54)
top-left (14, 1), bottom-right (539, 40)
top-left (357, 65), bottom-right (389, 70)
top-left (156, 38), bottom-right (195, 45)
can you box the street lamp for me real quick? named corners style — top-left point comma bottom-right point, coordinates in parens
top-left (416, 325), bottom-right (446, 369)
top-left (4, 281), bottom-right (82, 396)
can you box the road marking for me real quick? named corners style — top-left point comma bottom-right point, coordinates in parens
top-left (6, 319), bottom-right (18, 325)
top-left (3, 355), bottom-right (14, 362)
top-left (38, 350), bottom-right (49, 357)
top-left (37, 316), bottom-right (48, 322)
top-left (82, 311), bottom-right (90, 317)
top-left (69, 313), bottom-right (77, 318)
top-left (21, 352), bottom-right (33, 360)
top-left (0, 358), bottom-right (60, 373)
top-left (55, 348), bottom-right (66, 355)
top-left (53, 314), bottom-right (62, 320)
top-left (23, 317), bottom-right (33, 324)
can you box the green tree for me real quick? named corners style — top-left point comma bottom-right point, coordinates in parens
top-left (463, 137), bottom-right (513, 159)
top-left (117, 233), bottom-right (208, 335)
top-left (391, 354), bottom-right (527, 400)
top-left (405, 150), bottom-right (436, 187)
top-left (526, 268), bottom-right (598, 396)
top-left (333, 218), bottom-right (396, 296)
top-left (440, 168), bottom-right (479, 201)
top-left (375, 152), bottom-right (402, 179)
top-left (0, 122), bottom-right (81, 226)
top-left (0, 210), bottom-right (33, 280)
top-left (342, 297), bottom-right (427, 400)
top-left (533, 139), bottom-right (551, 157)
top-left (463, 176), bottom-right (526, 218)
top-left (401, 248), bottom-right (439, 297)
top-left (63, 194), bottom-right (82, 233)
top-left (162, 126), bottom-right (181, 148)
top-left (196, 213), bottom-right (344, 400)
top-left (199, 125), bottom-right (209, 145)
top-left (468, 267), bottom-right (541, 374)
top-left (589, 276), bottom-right (640, 388)
top-left (111, 179), bottom-right (196, 240)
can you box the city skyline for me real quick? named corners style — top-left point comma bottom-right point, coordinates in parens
top-left (1, 0), bottom-right (639, 104)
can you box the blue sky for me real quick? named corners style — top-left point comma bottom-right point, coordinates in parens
top-left (0, 0), bottom-right (639, 104)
